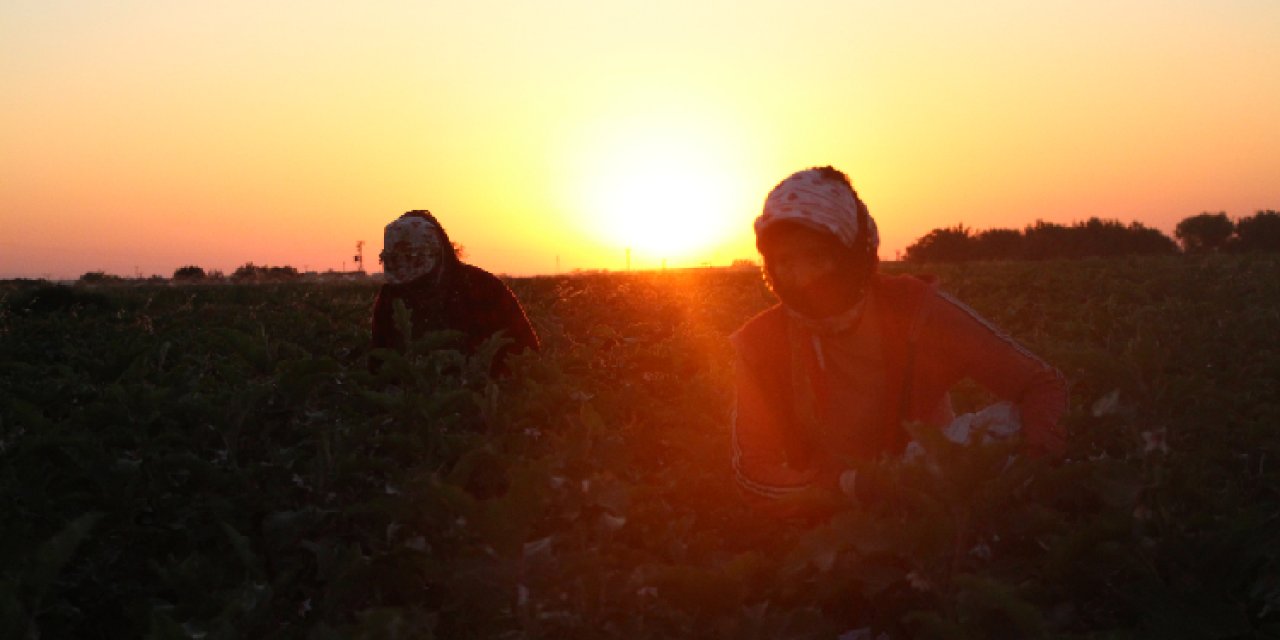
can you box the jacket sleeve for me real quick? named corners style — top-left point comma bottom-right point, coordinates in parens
top-left (476, 276), bottom-right (540, 377)
top-left (917, 290), bottom-right (1069, 458)
top-left (497, 283), bottom-right (539, 354)
top-left (369, 287), bottom-right (398, 375)
top-left (730, 341), bottom-right (837, 517)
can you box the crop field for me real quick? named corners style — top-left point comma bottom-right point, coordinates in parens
top-left (2, 255), bottom-right (1278, 639)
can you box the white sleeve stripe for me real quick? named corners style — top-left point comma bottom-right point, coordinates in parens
top-left (934, 290), bottom-right (1050, 368)
top-left (734, 464), bottom-right (812, 497)
top-left (731, 402), bottom-right (814, 498)
top-left (733, 454), bottom-right (812, 496)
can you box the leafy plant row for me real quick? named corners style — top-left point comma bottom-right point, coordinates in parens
top-left (0, 256), bottom-right (1277, 638)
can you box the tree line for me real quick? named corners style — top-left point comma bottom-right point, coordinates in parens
top-left (904, 210), bottom-right (1280, 262)
top-left (70, 263), bottom-right (367, 284)
top-left (170, 263), bottom-right (369, 282)
top-left (64, 212), bottom-right (1279, 283)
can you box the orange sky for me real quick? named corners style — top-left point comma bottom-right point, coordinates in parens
top-left (2, 1), bottom-right (1278, 279)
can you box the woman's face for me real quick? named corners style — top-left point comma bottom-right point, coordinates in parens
top-left (380, 241), bottom-right (441, 284)
top-left (762, 223), bottom-right (864, 318)
top-left (380, 217), bottom-right (444, 284)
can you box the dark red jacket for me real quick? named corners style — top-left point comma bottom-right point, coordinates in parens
top-left (731, 273), bottom-right (1067, 510)
top-left (371, 263), bottom-right (539, 376)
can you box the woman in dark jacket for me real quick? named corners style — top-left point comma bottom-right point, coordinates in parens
top-left (370, 210), bottom-right (539, 376)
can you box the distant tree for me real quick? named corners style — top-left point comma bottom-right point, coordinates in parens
top-left (904, 224), bottom-right (977, 262)
top-left (1234, 210), bottom-right (1280, 253)
top-left (78, 271), bottom-right (122, 284)
top-left (231, 263), bottom-right (259, 282)
top-left (1121, 221), bottom-right (1180, 256)
top-left (231, 263), bottom-right (300, 282)
top-left (730, 259), bottom-right (758, 270)
top-left (1022, 220), bottom-right (1074, 258)
top-left (1175, 212), bottom-right (1234, 253)
top-left (905, 218), bottom-right (1177, 263)
top-left (266, 265), bottom-right (300, 280)
top-left (1067, 218), bottom-right (1178, 258)
top-left (1074, 218), bottom-right (1126, 257)
top-left (172, 265), bottom-right (206, 281)
top-left (975, 228), bottom-right (1023, 260)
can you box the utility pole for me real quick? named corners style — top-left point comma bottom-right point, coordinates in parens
top-left (354, 241), bottom-right (365, 273)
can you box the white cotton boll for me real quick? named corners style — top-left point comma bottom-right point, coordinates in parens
top-left (1141, 428), bottom-right (1169, 455)
top-left (942, 413), bottom-right (974, 444)
top-left (906, 571), bottom-right (932, 592)
top-left (903, 402), bottom-right (1023, 459)
top-left (969, 541), bottom-right (993, 561)
top-left (946, 402), bottom-right (1022, 445)
top-left (523, 536), bottom-right (553, 559)
top-left (971, 402), bottom-right (1021, 440)
top-left (1092, 389), bottom-right (1122, 417)
top-left (599, 513), bottom-right (627, 531)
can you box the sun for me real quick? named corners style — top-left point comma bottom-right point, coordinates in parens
top-left (574, 125), bottom-right (747, 265)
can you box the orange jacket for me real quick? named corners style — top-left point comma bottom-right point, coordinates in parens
top-left (730, 273), bottom-right (1067, 509)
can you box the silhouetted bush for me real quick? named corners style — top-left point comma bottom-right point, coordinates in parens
top-left (904, 218), bottom-right (1177, 262)
top-left (903, 225), bottom-right (979, 262)
top-left (230, 263), bottom-right (300, 282)
top-left (1233, 210), bottom-right (1280, 253)
top-left (974, 228), bottom-right (1023, 260)
top-left (172, 265), bottom-right (206, 281)
top-left (78, 271), bottom-right (124, 284)
top-left (1175, 212), bottom-right (1234, 253)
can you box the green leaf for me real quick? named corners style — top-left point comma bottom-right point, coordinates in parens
top-left (953, 573), bottom-right (1045, 637)
top-left (2, 397), bottom-right (49, 431)
top-left (220, 522), bottom-right (264, 581)
top-left (24, 512), bottom-right (102, 610)
top-left (468, 462), bottom-right (548, 557)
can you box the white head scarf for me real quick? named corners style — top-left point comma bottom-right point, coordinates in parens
top-left (381, 213), bottom-right (443, 284)
top-left (755, 168), bottom-right (879, 252)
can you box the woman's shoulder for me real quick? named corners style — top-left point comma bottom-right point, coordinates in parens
top-left (871, 272), bottom-right (942, 317)
top-left (871, 272), bottom-right (937, 298)
top-left (730, 303), bottom-right (787, 352)
top-left (455, 263), bottom-right (518, 298)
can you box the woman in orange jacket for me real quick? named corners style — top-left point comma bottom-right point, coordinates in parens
top-left (730, 167), bottom-right (1067, 513)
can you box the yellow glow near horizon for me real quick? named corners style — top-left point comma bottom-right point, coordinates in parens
top-left (576, 128), bottom-right (745, 262)
top-left (1, 1), bottom-right (1278, 278)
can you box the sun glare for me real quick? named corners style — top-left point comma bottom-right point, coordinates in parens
top-left (575, 126), bottom-right (745, 266)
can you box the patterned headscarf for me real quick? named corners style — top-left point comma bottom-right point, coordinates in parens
top-left (381, 213), bottom-right (444, 284)
top-left (755, 168), bottom-right (879, 253)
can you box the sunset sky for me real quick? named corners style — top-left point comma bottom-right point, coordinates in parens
top-left (2, 1), bottom-right (1278, 278)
